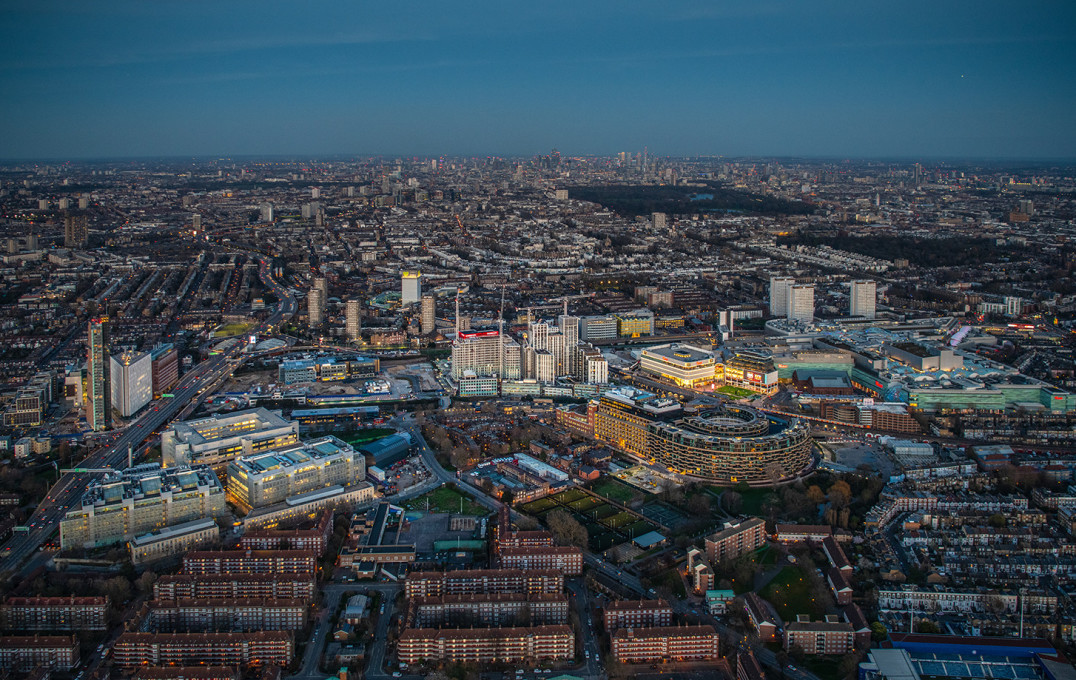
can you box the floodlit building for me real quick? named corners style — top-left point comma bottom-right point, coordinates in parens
top-left (401, 270), bottom-right (422, 304)
top-left (397, 626), bottom-right (574, 664)
top-left (639, 344), bottom-right (717, 387)
top-left (451, 329), bottom-right (520, 381)
top-left (87, 317), bottom-right (111, 431)
top-left (60, 464), bottom-right (226, 550)
top-left (161, 407), bottom-right (300, 471)
top-left (225, 436), bottom-right (365, 511)
top-left (110, 350), bottom-right (153, 417)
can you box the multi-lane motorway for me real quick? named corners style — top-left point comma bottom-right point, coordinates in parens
top-left (0, 255), bottom-right (295, 576)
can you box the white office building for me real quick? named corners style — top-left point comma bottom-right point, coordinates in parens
top-left (110, 351), bottom-right (152, 418)
top-left (161, 407), bottom-right (300, 470)
top-left (402, 271), bottom-right (422, 304)
top-left (788, 284), bottom-right (815, 323)
top-left (769, 277), bottom-right (795, 317)
top-left (850, 280), bottom-right (877, 319)
top-left (226, 435), bottom-right (365, 511)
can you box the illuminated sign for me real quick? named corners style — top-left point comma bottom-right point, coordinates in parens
top-left (458, 330), bottom-right (499, 339)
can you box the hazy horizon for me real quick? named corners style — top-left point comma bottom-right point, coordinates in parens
top-left (2, 1), bottom-right (1074, 160)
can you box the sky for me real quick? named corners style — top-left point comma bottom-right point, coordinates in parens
top-left (1, 1), bottom-right (1075, 160)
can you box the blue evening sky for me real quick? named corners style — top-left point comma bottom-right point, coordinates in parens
top-left (1, 1), bottom-right (1074, 159)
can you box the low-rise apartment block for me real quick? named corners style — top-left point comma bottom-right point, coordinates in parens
top-left (113, 632), bottom-right (294, 668)
top-left (239, 509), bottom-right (332, 554)
top-left (407, 593), bottom-right (569, 628)
top-left (611, 625), bottom-right (720, 663)
top-left (404, 569), bottom-right (564, 598)
top-left (145, 598), bottom-right (308, 632)
top-left (602, 599), bottom-right (673, 631)
top-left (397, 626), bottom-right (574, 665)
top-left (134, 668), bottom-right (239, 680)
top-left (0, 596), bottom-right (109, 631)
top-left (0, 635), bottom-right (80, 671)
top-left (784, 615), bottom-right (855, 655)
top-left (705, 517), bottom-right (766, 563)
top-left (154, 574), bottom-right (316, 601)
top-left (498, 546), bottom-right (583, 574)
top-left (181, 549), bottom-right (317, 575)
top-left (129, 518), bottom-right (219, 566)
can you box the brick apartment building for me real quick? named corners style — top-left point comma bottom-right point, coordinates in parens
top-left (784, 615), bottom-right (855, 655)
top-left (611, 626), bottom-right (720, 663)
top-left (134, 668), bottom-right (240, 680)
top-left (0, 636), bottom-right (80, 671)
top-left (146, 598), bottom-right (308, 632)
top-left (0, 596), bottom-right (109, 631)
top-left (496, 530), bottom-right (556, 551)
top-left (397, 626), bottom-right (574, 664)
top-left (498, 546), bottom-right (583, 574)
top-left (239, 509), bottom-right (333, 555)
top-left (153, 574), bottom-right (316, 601)
top-left (113, 632), bottom-right (293, 668)
top-left (744, 592), bottom-right (780, 641)
top-left (705, 517), bottom-right (766, 563)
top-left (602, 599), bottom-right (673, 631)
top-left (181, 550), bottom-right (317, 575)
top-left (404, 569), bottom-right (563, 598)
top-left (408, 593), bottom-right (569, 628)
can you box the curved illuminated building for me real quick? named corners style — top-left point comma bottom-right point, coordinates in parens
top-left (595, 388), bottom-right (813, 484)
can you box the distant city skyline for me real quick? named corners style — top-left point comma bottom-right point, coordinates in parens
top-left (1, 1), bottom-right (1074, 160)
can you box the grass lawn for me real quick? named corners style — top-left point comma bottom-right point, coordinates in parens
top-left (717, 385), bottom-right (758, 399)
top-left (653, 567), bottom-right (687, 598)
top-left (759, 565), bottom-right (819, 621)
top-left (803, 656), bottom-right (846, 680)
top-left (591, 478), bottom-right (640, 504)
top-left (709, 486), bottom-right (771, 515)
top-left (404, 485), bottom-right (488, 516)
top-left (341, 428), bottom-right (396, 446)
top-left (214, 321), bottom-right (256, 337)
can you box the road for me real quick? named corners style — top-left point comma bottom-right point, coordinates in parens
top-left (0, 255), bottom-right (295, 576)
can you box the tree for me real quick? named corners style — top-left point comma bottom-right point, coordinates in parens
top-left (988, 513), bottom-right (1007, 528)
top-left (870, 621), bottom-right (888, 642)
top-left (686, 493), bottom-right (711, 516)
top-left (99, 576), bottom-right (132, 604)
top-left (828, 480), bottom-right (853, 508)
top-left (136, 571), bottom-right (157, 594)
top-left (547, 509), bottom-right (589, 548)
top-left (915, 620), bottom-right (941, 634)
top-left (722, 491), bottom-right (743, 514)
top-left (806, 485), bottom-right (825, 505)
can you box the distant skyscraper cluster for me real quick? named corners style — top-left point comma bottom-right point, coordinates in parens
top-left (449, 297), bottom-right (607, 393)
